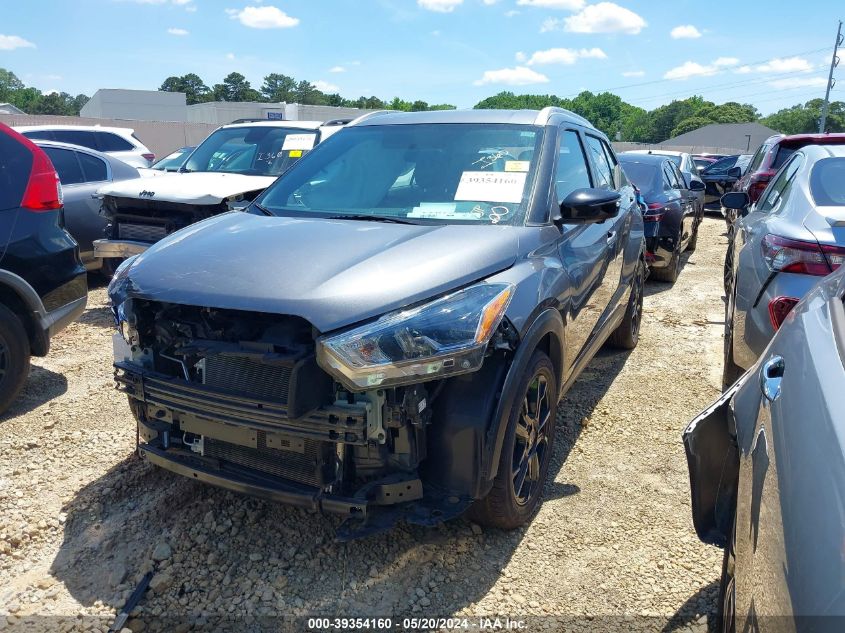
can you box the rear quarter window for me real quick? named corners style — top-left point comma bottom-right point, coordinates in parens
top-left (0, 132), bottom-right (33, 211)
top-left (810, 158), bottom-right (845, 206)
top-left (96, 132), bottom-right (134, 152)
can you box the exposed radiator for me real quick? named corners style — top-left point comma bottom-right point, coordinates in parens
top-left (118, 223), bottom-right (168, 242)
top-left (203, 355), bottom-right (292, 404)
top-left (204, 432), bottom-right (330, 487)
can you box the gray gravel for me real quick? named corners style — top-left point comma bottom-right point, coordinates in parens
top-left (0, 218), bottom-right (729, 631)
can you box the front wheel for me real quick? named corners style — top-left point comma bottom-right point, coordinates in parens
top-left (469, 350), bottom-right (558, 529)
top-left (608, 258), bottom-right (645, 350)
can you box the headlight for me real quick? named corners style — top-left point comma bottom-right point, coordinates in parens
top-left (108, 255), bottom-right (140, 342)
top-left (317, 283), bottom-right (514, 390)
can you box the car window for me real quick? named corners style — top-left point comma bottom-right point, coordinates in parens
top-left (21, 129), bottom-right (55, 141)
top-left (618, 160), bottom-right (658, 195)
top-left (757, 155), bottom-right (803, 213)
top-left (257, 123), bottom-right (544, 225)
top-left (0, 131), bottom-right (33, 211)
top-left (77, 152), bottom-right (109, 182)
top-left (555, 130), bottom-right (592, 204)
top-left (747, 144), bottom-right (769, 173)
top-left (702, 156), bottom-right (737, 176)
top-left (602, 140), bottom-right (627, 187)
top-left (41, 146), bottom-right (84, 185)
top-left (663, 163), bottom-right (681, 190)
top-left (584, 135), bottom-right (614, 189)
top-left (810, 158), bottom-right (845, 206)
top-left (96, 132), bottom-right (134, 152)
top-left (671, 163), bottom-right (688, 188)
top-left (772, 146), bottom-right (797, 170)
top-left (50, 129), bottom-right (99, 150)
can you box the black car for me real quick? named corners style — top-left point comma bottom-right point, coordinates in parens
top-left (108, 108), bottom-right (646, 538)
top-left (700, 154), bottom-right (752, 209)
top-left (0, 123), bottom-right (87, 414)
top-left (618, 153), bottom-right (704, 282)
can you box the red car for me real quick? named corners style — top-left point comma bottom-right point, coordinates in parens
top-left (735, 133), bottom-right (845, 203)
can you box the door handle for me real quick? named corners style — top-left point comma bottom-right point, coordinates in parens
top-left (606, 230), bottom-right (617, 243)
top-left (760, 355), bottom-right (784, 402)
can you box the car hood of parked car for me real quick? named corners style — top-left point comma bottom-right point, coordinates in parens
top-left (97, 172), bottom-right (278, 205)
top-left (116, 211), bottom-right (522, 332)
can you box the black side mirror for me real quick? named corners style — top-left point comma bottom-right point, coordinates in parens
top-left (727, 166), bottom-right (742, 179)
top-left (558, 188), bottom-right (621, 225)
top-left (688, 179), bottom-right (705, 192)
top-left (721, 191), bottom-right (750, 211)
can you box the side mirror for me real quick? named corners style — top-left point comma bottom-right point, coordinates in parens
top-left (688, 179), bottom-right (705, 192)
top-left (721, 191), bottom-right (750, 211)
top-left (727, 166), bottom-right (742, 179)
top-left (558, 188), bottom-right (621, 225)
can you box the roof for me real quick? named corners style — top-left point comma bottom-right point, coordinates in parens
top-left (795, 144), bottom-right (845, 159)
top-left (618, 153), bottom-right (674, 164)
top-left (0, 103), bottom-right (25, 115)
top-left (779, 133), bottom-right (845, 147)
top-left (661, 122), bottom-right (780, 151)
top-left (13, 124), bottom-right (136, 135)
top-left (625, 149), bottom-right (688, 158)
top-left (352, 108), bottom-right (596, 129)
top-left (219, 120), bottom-right (324, 130)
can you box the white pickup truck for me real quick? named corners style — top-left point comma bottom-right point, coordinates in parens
top-left (93, 120), bottom-right (343, 262)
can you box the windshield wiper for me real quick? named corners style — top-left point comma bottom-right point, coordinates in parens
top-left (327, 214), bottom-right (419, 225)
top-left (251, 202), bottom-right (273, 216)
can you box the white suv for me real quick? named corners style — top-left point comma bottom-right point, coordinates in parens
top-left (14, 125), bottom-right (155, 168)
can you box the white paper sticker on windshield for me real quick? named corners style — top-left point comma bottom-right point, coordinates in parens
top-left (454, 171), bottom-right (527, 204)
top-left (505, 160), bottom-right (530, 173)
top-left (408, 203), bottom-right (473, 219)
top-left (282, 134), bottom-right (317, 151)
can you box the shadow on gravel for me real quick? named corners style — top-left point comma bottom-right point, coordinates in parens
top-left (0, 365), bottom-right (67, 420)
top-left (660, 579), bottom-right (720, 633)
top-left (643, 253), bottom-right (693, 297)
top-left (49, 349), bottom-right (632, 625)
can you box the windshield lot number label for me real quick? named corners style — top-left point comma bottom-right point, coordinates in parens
top-left (282, 134), bottom-right (317, 151)
top-left (455, 171), bottom-right (527, 204)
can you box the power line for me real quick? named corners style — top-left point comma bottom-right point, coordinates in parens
top-left (820, 20), bottom-right (843, 132)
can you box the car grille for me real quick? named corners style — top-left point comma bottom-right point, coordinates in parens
top-left (204, 432), bottom-right (329, 488)
top-left (203, 355), bottom-right (292, 404)
top-left (118, 223), bottom-right (168, 242)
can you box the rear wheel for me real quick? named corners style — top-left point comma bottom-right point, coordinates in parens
top-left (0, 304), bottom-right (31, 417)
top-left (469, 350), bottom-right (558, 529)
top-left (687, 217), bottom-right (700, 252)
top-left (608, 258), bottom-right (645, 350)
top-left (722, 283), bottom-right (744, 390)
top-left (718, 510), bottom-right (737, 633)
top-left (650, 232), bottom-right (682, 283)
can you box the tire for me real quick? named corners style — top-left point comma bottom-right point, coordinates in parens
top-left (687, 219), bottom-right (700, 252)
top-left (469, 350), bottom-right (558, 530)
top-left (717, 509), bottom-right (737, 633)
top-left (723, 227), bottom-right (735, 297)
top-left (650, 234), bottom-right (682, 284)
top-left (0, 304), bottom-right (31, 417)
top-left (608, 258), bottom-right (645, 350)
top-left (722, 283), bottom-right (744, 390)
top-left (99, 257), bottom-right (123, 280)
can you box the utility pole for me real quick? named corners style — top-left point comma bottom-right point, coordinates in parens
top-left (820, 20), bottom-right (843, 133)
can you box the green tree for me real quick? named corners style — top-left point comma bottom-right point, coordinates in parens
top-left (261, 73), bottom-right (297, 102)
top-left (159, 73), bottom-right (210, 105)
top-left (762, 99), bottom-right (845, 134)
top-left (212, 72), bottom-right (261, 102)
top-left (0, 68), bottom-right (25, 102)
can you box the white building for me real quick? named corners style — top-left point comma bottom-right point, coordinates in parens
top-left (81, 89), bottom-right (187, 122)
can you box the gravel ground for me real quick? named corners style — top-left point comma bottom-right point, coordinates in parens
top-left (0, 217), bottom-right (729, 632)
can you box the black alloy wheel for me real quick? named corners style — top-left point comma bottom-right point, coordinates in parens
top-left (512, 372), bottom-right (553, 506)
top-left (718, 512), bottom-right (737, 633)
top-left (608, 258), bottom-right (645, 349)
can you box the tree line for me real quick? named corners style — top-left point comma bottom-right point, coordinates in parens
top-left (2, 66), bottom-right (843, 142)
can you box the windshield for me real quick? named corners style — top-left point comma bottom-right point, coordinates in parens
top-left (153, 147), bottom-right (193, 171)
top-left (183, 126), bottom-right (317, 176)
top-left (810, 158), bottom-right (845, 206)
top-left (702, 155), bottom-right (738, 175)
top-left (255, 123), bottom-right (543, 225)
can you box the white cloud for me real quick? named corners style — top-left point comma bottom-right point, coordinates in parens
top-left (757, 56), bottom-right (814, 73)
top-left (0, 34), bottom-right (35, 50)
top-left (482, 0), bottom-right (499, 4)
top-left (562, 2), bottom-right (646, 34)
top-left (713, 57), bottom-right (739, 67)
top-left (663, 61), bottom-right (718, 81)
top-left (515, 51), bottom-right (528, 62)
top-left (670, 24), bottom-right (701, 39)
top-left (226, 52), bottom-right (236, 60)
top-left (329, 66), bottom-right (347, 73)
top-left (474, 66), bottom-right (549, 86)
top-left (622, 70), bottom-right (645, 77)
top-left (167, 27), bottom-right (189, 35)
top-left (505, 9), bottom-right (520, 16)
top-left (734, 65), bottom-right (752, 74)
top-left (525, 47), bottom-right (606, 66)
top-left (313, 80), bottom-right (340, 93)
top-left (769, 77), bottom-right (827, 89)
top-left (229, 6), bottom-right (300, 28)
top-left (418, 0), bottom-right (463, 12)
top-left (516, 0), bottom-right (584, 9)
top-left (540, 18), bottom-right (562, 32)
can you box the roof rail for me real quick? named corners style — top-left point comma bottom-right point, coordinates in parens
top-left (534, 106), bottom-right (593, 129)
top-left (346, 110), bottom-right (399, 127)
top-left (323, 118), bottom-right (353, 126)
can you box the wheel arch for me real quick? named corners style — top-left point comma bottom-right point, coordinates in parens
top-left (0, 272), bottom-right (49, 356)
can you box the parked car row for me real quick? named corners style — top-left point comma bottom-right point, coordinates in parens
top-left (684, 133), bottom-right (845, 631)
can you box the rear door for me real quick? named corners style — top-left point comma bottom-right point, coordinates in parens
top-left (670, 162), bottom-right (696, 245)
top-left (0, 128), bottom-right (33, 262)
top-left (96, 131), bottom-right (141, 166)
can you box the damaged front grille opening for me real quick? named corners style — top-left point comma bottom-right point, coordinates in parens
top-left (118, 300), bottom-right (449, 530)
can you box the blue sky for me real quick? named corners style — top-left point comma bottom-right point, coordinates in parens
top-left (1, 0), bottom-right (842, 114)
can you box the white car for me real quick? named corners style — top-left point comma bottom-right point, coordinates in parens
top-left (92, 120), bottom-right (341, 261)
top-left (15, 125), bottom-right (155, 168)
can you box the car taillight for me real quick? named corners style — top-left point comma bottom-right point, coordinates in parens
top-left (768, 296), bottom-right (800, 330)
top-left (142, 153), bottom-right (155, 163)
top-left (760, 234), bottom-right (845, 276)
top-left (748, 172), bottom-right (773, 203)
top-left (20, 146), bottom-right (63, 211)
top-left (644, 202), bottom-right (664, 222)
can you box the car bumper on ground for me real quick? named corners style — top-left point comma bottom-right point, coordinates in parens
top-left (93, 239), bottom-right (150, 259)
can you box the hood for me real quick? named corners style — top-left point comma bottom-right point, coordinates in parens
top-left (120, 212), bottom-right (520, 332)
top-left (97, 172), bottom-right (277, 205)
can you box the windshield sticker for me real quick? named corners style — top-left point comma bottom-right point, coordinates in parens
top-left (282, 134), bottom-right (317, 151)
top-left (408, 203), bottom-right (471, 219)
top-left (454, 171), bottom-right (528, 204)
top-left (505, 160), bottom-right (530, 173)
top-left (289, 150), bottom-right (303, 158)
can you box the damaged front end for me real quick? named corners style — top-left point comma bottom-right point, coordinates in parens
top-left (110, 279), bottom-right (517, 540)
